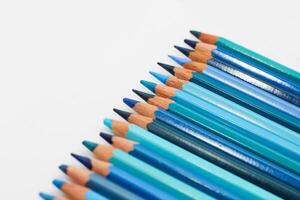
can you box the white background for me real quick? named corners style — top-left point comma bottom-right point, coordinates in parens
top-left (0, 0), bottom-right (299, 199)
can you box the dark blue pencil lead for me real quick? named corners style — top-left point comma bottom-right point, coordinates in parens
top-left (123, 97), bottom-right (138, 108)
top-left (132, 90), bottom-right (154, 102)
top-left (71, 153), bottom-right (92, 169)
top-left (100, 132), bottom-right (113, 144)
top-left (59, 164), bottom-right (68, 174)
top-left (157, 62), bottom-right (175, 75)
top-left (113, 108), bottom-right (131, 120)
top-left (184, 39), bottom-right (197, 49)
top-left (174, 45), bottom-right (192, 57)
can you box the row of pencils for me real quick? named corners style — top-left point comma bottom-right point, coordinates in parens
top-left (40, 30), bottom-right (300, 200)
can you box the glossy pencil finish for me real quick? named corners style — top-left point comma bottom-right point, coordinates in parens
top-left (169, 53), bottom-right (300, 106)
top-left (124, 96), bottom-right (300, 190)
top-left (141, 80), bottom-right (300, 163)
top-left (158, 62), bottom-right (300, 132)
top-left (52, 179), bottom-right (108, 200)
top-left (82, 141), bottom-right (212, 200)
top-left (59, 164), bottom-right (141, 200)
top-left (150, 71), bottom-right (300, 146)
top-left (102, 119), bottom-right (300, 199)
top-left (73, 152), bottom-right (178, 200)
top-left (39, 193), bottom-right (68, 200)
top-left (100, 131), bottom-right (230, 199)
top-left (104, 118), bottom-right (281, 200)
top-left (182, 40), bottom-right (300, 98)
top-left (190, 30), bottom-right (300, 82)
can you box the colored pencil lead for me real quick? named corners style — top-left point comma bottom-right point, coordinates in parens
top-left (99, 132), bottom-right (113, 144)
top-left (39, 192), bottom-right (66, 200)
top-left (174, 45), bottom-right (192, 57)
top-left (123, 97), bottom-right (139, 108)
top-left (184, 39), bottom-right (197, 49)
top-left (140, 80), bottom-right (156, 92)
top-left (149, 71), bottom-right (168, 83)
top-left (71, 153), bottom-right (93, 169)
top-left (157, 62), bottom-right (175, 75)
top-left (113, 108), bottom-right (130, 121)
top-left (58, 164), bottom-right (68, 174)
top-left (53, 179), bottom-right (65, 189)
top-left (167, 55), bottom-right (191, 65)
top-left (190, 30), bottom-right (201, 39)
top-left (131, 90), bottom-right (154, 102)
top-left (82, 140), bottom-right (98, 152)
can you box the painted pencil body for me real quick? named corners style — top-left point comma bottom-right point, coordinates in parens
top-left (190, 30), bottom-right (300, 83)
top-left (104, 119), bottom-right (281, 200)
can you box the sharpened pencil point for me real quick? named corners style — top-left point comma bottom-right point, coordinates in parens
top-left (174, 45), bottom-right (192, 57)
top-left (39, 192), bottom-right (54, 200)
top-left (71, 153), bottom-right (92, 169)
top-left (190, 30), bottom-right (201, 39)
top-left (157, 62), bottom-right (175, 75)
top-left (59, 164), bottom-right (68, 174)
top-left (140, 80), bottom-right (157, 93)
top-left (132, 89), bottom-right (154, 102)
top-left (113, 108), bottom-right (131, 121)
top-left (103, 118), bottom-right (112, 129)
top-left (82, 140), bottom-right (98, 152)
top-left (100, 132), bottom-right (113, 144)
top-left (52, 179), bottom-right (65, 189)
top-left (123, 98), bottom-right (138, 108)
top-left (149, 71), bottom-right (169, 84)
top-left (168, 55), bottom-right (191, 65)
top-left (184, 39), bottom-right (197, 49)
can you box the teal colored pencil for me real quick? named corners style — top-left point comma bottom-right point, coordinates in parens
top-left (103, 118), bottom-right (281, 200)
top-left (149, 71), bottom-right (300, 146)
top-left (82, 139), bottom-right (214, 200)
top-left (141, 79), bottom-right (300, 163)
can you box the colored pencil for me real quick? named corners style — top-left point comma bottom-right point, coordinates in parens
top-left (190, 30), bottom-right (300, 82)
top-left (72, 153), bottom-right (178, 200)
top-left (39, 193), bottom-right (68, 200)
top-left (158, 62), bottom-right (300, 132)
top-left (121, 99), bottom-right (300, 190)
top-left (52, 179), bottom-right (108, 200)
top-left (140, 79), bottom-right (300, 162)
top-left (100, 130), bottom-right (300, 199)
top-left (99, 131), bottom-right (231, 199)
top-left (59, 163), bottom-right (143, 200)
top-left (103, 118), bottom-right (281, 200)
top-left (182, 39), bottom-right (300, 98)
top-left (149, 71), bottom-right (300, 146)
top-left (81, 141), bottom-right (212, 200)
top-left (169, 54), bottom-right (300, 106)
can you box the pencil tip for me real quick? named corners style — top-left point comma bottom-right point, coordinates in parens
top-left (113, 108), bottom-right (131, 121)
top-left (123, 97), bottom-right (138, 108)
top-left (149, 71), bottom-right (169, 84)
top-left (58, 164), bottom-right (68, 174)
top-left (103, 118), bottom-right (112, 129)
top-left (71, 153), bottom-right (92, 169)
top-left (99, 132), bottom-right (113, 144)
top-left (157, 62), bottom-right (175, 75)
top-left (190, 30), bottom-right (201, 38)
top-left (168, 55), bottom-right (191, 65)
top-left (140, 80), bottom-right (157, 93)
top-left (174, 45), bottom-right (192, 57)
top-left (184, 39), bottom-right (197, 49)
top-left (39, 192), bottom-right (54, 200)
top-left (132, 89), bottom-right (154, 102)
top-left (82, 140), bottom-right (98, 152)
top-left (52, 179), bottom-right (65, 189)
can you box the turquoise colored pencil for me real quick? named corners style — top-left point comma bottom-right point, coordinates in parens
top-left (149, 71), bottom-right (300, 146)
top-left (103, 118), bottom-right (281, 200)
top-left (140, 79), bottom-right (300, 163)
top-left (190, 30), bottom-right (300, 82)
top-left (72, 153), bottom-right (178, 200)
top-left (82, 140), bottom-right (214, 200)
top-left (52, 179), bottom-right (109, 200)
